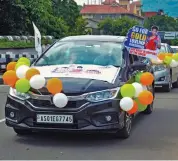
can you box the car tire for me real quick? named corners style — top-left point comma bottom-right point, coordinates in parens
top-left (13, 128), bottom-right (32, 135)
top-left (173, 78), bottom-right (178, 88)
top-left (164, 76), bottom-right (172, 92)
top-left (115, 112), bottom-right (133, 139)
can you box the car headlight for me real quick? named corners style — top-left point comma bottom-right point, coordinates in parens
top-left (85, 88), bottom-right (119, 102)
top-left (154, 65), bottom-right (166, 71)
top-left (9, 88), bottom-right (30, 100)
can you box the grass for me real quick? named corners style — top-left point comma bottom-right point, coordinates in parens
top-left (0, 39), bottom-right (53, 49)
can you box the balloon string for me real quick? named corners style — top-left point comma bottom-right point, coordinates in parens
top-left (37, 89), bottom-right (42, 95)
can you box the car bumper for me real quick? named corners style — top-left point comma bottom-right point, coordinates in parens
top-left (5, 95), bottom-right (124, 133)
top-left (154, 70), bottom-right (170, 88)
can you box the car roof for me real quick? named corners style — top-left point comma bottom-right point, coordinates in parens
top-left (59, 35), bottom-right (125, 43)
top-left (171, 46), bottom-right (178, 48)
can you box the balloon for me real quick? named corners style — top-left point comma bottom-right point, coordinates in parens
top-left (16, 65), bottom-right (29, 79)
top-left (15, 78), bottom-right (30, 93)
top-left (135, 72), bottom-right (142, 83)
top-left (15, 62), bottom-right (28, 70)
top-left (170, 59), bottom-right (178, 68)
top-left (120, 84), bottom-right (135, 98)
top-left (53, 93), bottom-right (68, 108)
top-left (128, 101), bottom-right (138, 115)
top-left (2, 70), bottom-right (18, 88)
top-left (132, 82), bottom-right (143, 97)
top-left (46, 78), bottom-right (63, 95)
top-left (158, 53), bottom-right (166, 60)
top-left (17, 57), bottom-right (30, 66)
top-left (172, 53), bottom-right (178, 61)
top-left (120, 97), bottom-right (134, 112)
top-left (30, 75), bottom-right (46, 89)
top-left (135, 98), bottom-right (147, 112)
top-left (6, 62), bottom-right (17, 71)
top-left (140, 72), bottom-right (154, 86)
top-left (26, 68), bottom-right (40, 80)
top-left (163, 56), bottom-right (172, 65)
top-left (138, 90), bottom-right (153, 105)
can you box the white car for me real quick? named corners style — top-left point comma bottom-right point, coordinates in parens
top-left (154, 43), bottom-right (178, 92)
top-left (171, 46), bottom-right (178, 53)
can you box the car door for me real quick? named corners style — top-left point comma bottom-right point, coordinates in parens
top-left (168, 45), bottom-right (178, 83)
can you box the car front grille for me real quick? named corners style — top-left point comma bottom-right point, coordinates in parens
top-left (27, 98), bottom-right (87, 109)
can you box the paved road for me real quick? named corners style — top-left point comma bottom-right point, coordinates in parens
top-left (0, 86), bottom-right (178, 159)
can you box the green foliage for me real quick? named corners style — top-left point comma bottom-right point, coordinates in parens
top-left (98, 16), bottom-right (139, 36)
top-left (0, 0), bottom-right (87, 38)
top-left (0, 39), bottom-right (53, 48)
top-left (144, 15), bottom-right (178, 31)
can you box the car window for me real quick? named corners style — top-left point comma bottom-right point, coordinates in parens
top-left (169, 46), bottom-right (174, 53)
top-left (35, 41), bottom-right (123, 67)
top-left (160, 45), bottom-right (166, 53)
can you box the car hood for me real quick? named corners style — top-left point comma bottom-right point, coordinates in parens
top-left (32, 64), bottom-right (120, 95)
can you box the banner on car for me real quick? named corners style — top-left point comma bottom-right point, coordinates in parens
top-left (124, 26), bottom-right (161, 60)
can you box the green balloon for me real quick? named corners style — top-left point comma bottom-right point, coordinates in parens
top-left (135, 98), bottom-right (147, 112)
top-left (15, 78), bottom-right (30, 93)
top-left (172, 54), bottom-right (178, 61)
top-left (17, 57), bottom-right (30, 66)
top-left (163, 56), bottom-right (172, 65)
top-left (135, 72), bottom-right (142, 83)
top-left (15, 62), bottom-right (27, 70)
top-left (120, 84), bottom-right (135, 98)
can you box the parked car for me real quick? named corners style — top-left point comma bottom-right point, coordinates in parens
top-left (154, 43), bottom-right (178, 92)
top-left (171, 46), bottom-right (178, 53)
top-left (5, 35), bottom-right (155, 139)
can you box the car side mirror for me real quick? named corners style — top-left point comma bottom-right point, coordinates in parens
top-left (130, 61), bottom-right (147, 71)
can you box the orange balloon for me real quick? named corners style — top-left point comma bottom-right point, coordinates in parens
top-left (138, 91), bottom-right (153, 105)
top-left (6, 62), bottom-right (17, 71)
top-left (128, 101), bottom-right (138, 115)
top-left (140, 72), bottom-right (154, 86)
top-left (25, 68), bottom-right (40, 80)
top-left (2, 70), bottom-right (18, 88)
top-left (46, 78), bottom-right (63, 95)
top-left (158, 53), bottom-right (166, 60)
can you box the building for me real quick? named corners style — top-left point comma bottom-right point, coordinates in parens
top-left (80, 0), bottom-right (144, 34)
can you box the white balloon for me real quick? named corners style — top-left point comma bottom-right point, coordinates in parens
top-left (16, 65), bottom-right (29, 78)
top-left (170, 60), bottom-right (178, 68)
top-left (120, 97), bottom-right (134, 112)
top-left (30, 75), bottom-right (46, 89)
top-left (132, 82), bottom-right (143, 97)
top-left (53, 93), bottom-right (68, 108)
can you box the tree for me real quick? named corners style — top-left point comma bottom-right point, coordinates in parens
top-left (112, 16), bottom-right (139, 36)
top-left (69, 17), bottom-right (88, 35)
top-left (98, 17), bottom-right (114, 35)
top-left (144, 15), bottom-right (178, 31)
top-left (52, 0), bottom-right (80, 31)
top-left (0, 0), bottom-right (27, 35)
top-left (98, 16), bottom-right (139, 36)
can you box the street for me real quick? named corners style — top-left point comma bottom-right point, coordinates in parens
top-left (0, 86), bottom-right (178, 159)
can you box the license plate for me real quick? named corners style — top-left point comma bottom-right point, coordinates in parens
top-left (36, 114), bottom-right (73, 124)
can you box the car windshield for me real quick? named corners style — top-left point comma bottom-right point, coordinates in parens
top-left (159, 45), bottom-right (166, 53)
top-left (35, 41), bottom-right (123, 67)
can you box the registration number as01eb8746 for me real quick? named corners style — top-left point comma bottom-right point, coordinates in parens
top-left (36, 114), bottom-right (73, 124)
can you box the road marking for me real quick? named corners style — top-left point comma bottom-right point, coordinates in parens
top-left (0, 119), bottom-right (5, 123)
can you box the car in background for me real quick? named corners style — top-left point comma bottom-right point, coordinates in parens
top-left (154, 43), bottom-right (178, 92)
top-left (171, 46), bottom-right (178, 53)
top-left (5, 35), bottom-right (155, 139)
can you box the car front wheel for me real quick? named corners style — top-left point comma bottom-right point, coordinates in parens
top-left (115, 112), bottom-right (133, 139)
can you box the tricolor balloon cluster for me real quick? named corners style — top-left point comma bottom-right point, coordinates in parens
top-left (3, 57), bottom-right (68, 108)
top-left (119, 72), bottom-right (154, 115)
top-left (158, 53), bottom-right (178, 67)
